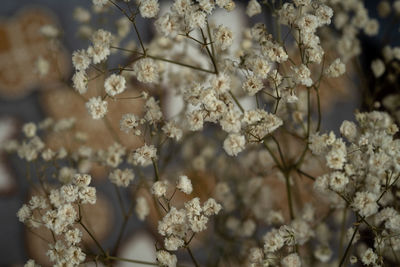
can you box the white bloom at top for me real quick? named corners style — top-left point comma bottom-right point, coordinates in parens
top-left (352, 191), bottom-right (379, 217)
top-left (173, 0), bottom-right (192, 16)
top-left (203, 198), bottom-right (222, 216)
top-left (364, 19), bottom-right (379, 36)
top-left (177, 175), bottom-right (193, 194)
top-left (145, 97), bottom-right (163, 124)
top-left (293, 0), bottom-right (311, 7)
top-left (297, 14), bottom-right (319, 34)
top-left (223, 133), bottom-right (246, 156)
top-left (214, 25), bottom-right (233, 50)
top-left (292, 64), bottom-right (313, 87)
top-left (92, 29), bottom-right (113, 47)
top-left (139, 0), bottom-right (159, 18)
top-left (188, 10), bottom-right (206, 29)
top-left (87, 44), bottom-right (110, 64)
top-left (152, 180), bottom-right (169, 198)
top-left (156, 250), bottom-right (177, 267)
top-left (155, 13), bottom-right (179, 37)
top-left (329, 171), bottom-right (349, 192)
top-left (120, 113), bottom-right (140, 134)
top-left (371, 59), bottom-right (385, 78)
top-left (85, 97), bottom-right (108, 119)
top-left (130, 144), bottom-right (157, 167)
top-left (340, 120), bottom-right (357, 142)
top-left (211, 72), bottom-right (231, 94)
top-left (17, 204), bottom-right (31, 223)
top-left (104, 74), bottom-right (126, 96)
top-left (315, 4), bottom-right (333, 25)
top-left (109, 168), bottom-right (135, 187)
top-left (162, 121), bottom-right (182, 141)
top-left (73, 7), bottom-right (91, 23)
top-left (72, 50), bottom-right (91, 71)
top-left (73, 174), bottom-right (91, 187)
top-left (133, 58), bottom-right (159, 84)
top-left (325, 58), bottom-right (346, 78)
top-left (220, 109), bottom-right (242, 133)
top-left (198, 0), bottom-right (215, 14)
top-left (23, 122), bottom-right (37, 138)
top-left (263, 228), bottom-right (285, 253)
top-left (281, 253), bottom-right (301, 267)
top-left (242, 75), bottom-right (263, 96)
top-left (92, 0), bottom-right (107, 8)
top-left (246, 0), bottom-right (262, 17)
top-left (250, 57), bottom-right (272, 79)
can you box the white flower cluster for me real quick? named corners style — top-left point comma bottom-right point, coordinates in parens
top-left (17, 174), bottom-right (95, 266)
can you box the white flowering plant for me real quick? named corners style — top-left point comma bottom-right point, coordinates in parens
top-left (4, 0), bottom-right (400, 266)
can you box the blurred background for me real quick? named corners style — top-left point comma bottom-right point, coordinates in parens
top-left (0, 0), bottom-right (398, 266)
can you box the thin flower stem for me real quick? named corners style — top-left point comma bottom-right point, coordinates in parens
top-left (315, 87), bottom-right (322, 132)
top-left (79, 221), bottom-right (107, 257)
top-left (106, 255), bottom-right (158, 266)
top-left (296, 168), bottom-right (316, 181)
top-left (338, 220), bottom-right (360, 267)
top-left (186, 246), bottom-right (200, 267)
top-left (284, 171), bottom-right (295, 220)
top-left (207, 20), bottom-right (216, 58)
top-left (338, 207), bottom-right (348, 257)
top-left (103, 116), bottom-right (122, 144)
top-left (108, 0), bottom-right (146, 55)
top-left (114, 185), bottom-right (126, 217)
top-left (262, 140), bottom-right (283, 172)
top-left (228, 91), bottom-right (244, 113)
top-left (146, 54), bottom-right (215, 74)
top-left (270, 135), bottom-right (287, 169)
top-left (200, 28), bottom-right (218, 74)
top-left (152, 158), bottom-right (160, 182)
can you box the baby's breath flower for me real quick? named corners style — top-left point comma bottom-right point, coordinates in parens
top-left (85, 97), bottom-right (108, 119)
top-left (72, 71), bottom-right (88, 94)
top-left (242, 75), bottom-right (263, 96)
top-left (22, 123), bottom-right (37, 138)
top-left (109, 168), bottom-right (135, 187)
top-left (176, 175), bottom-right (193, 194)
top-left (223, 133), bottom-right (246, 156)
top-left (325, 58), bottom-right (346, 78)
top-left (352, 191), bottom-right (379, 217)
top-left (246, 0), bottom-right (262, 17)
top-left (281, 253), bottom-right (301, 267)
top-left (139, 0), bottom-right (159, 18)
top-left (156, 250), bottom-right (177, 267)
top-left (152, 180), bottom-right (169, 198)
top-left (130, 144), bottom-right (157, 166)
top-left (214, 25), bottom-right (233, 50)
top-left (104, 74), bottom-right (126, 96)
top-left (72, 50), bottom-right (91, 71)
top-left (371, 59), bottom-right (385, 78)
top-left (162, 121), bottom-right (183, 141)
top-left (120, 113), bottom-right (140, 135)
top-left (133, 58), bottom-right (159, 84)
